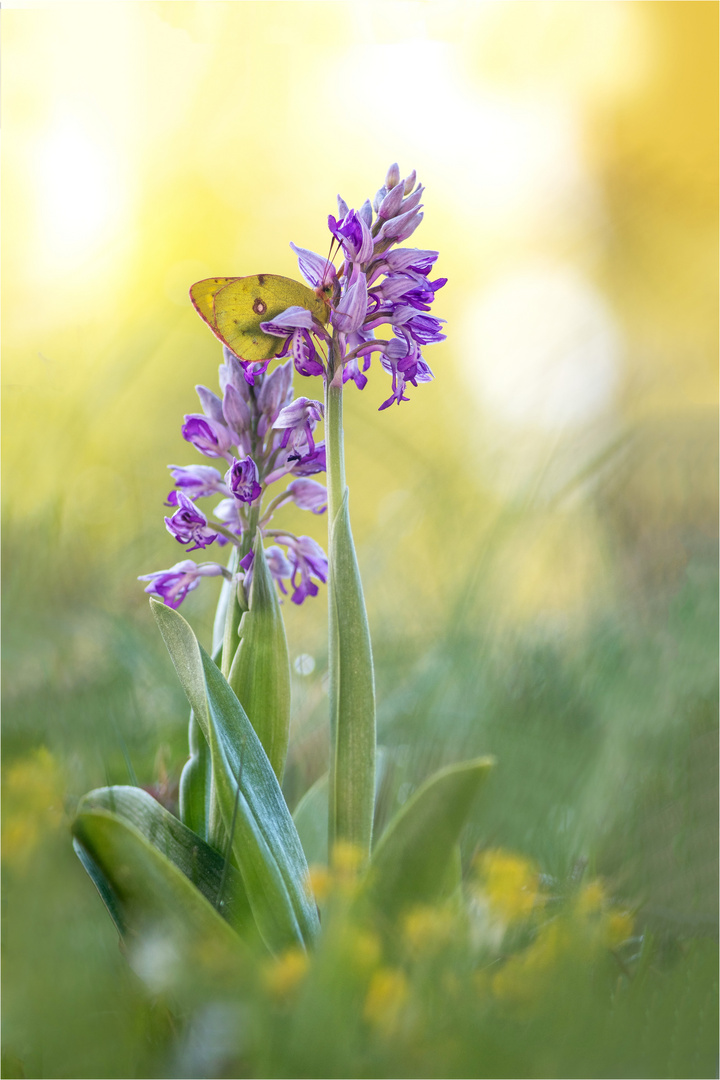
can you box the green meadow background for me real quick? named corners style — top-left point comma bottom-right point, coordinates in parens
top-left (3, 3), bottom-right (717, 1077)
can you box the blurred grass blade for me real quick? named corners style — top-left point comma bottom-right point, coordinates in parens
top-left (293, 772), bottom-right (329, 867)
top-left (329, 488), bottom-right (376, 861)
top-left (228, 531), bottom-right (291, 780)
top-left (366, 757), bottom-right (495, 917)
top-left (72, 798), bottom-right (247, 985)
top-left (151, 599), bottom-right (319, 953)
top-left (179, 711), bottom-right (212, 842)
top-left (74, 785), bottom-right (253, 935)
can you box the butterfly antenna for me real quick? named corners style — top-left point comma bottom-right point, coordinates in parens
top-left (324, 237), bottom-right (340, 284)
top-left (216, 736), bottom-right (245, 912)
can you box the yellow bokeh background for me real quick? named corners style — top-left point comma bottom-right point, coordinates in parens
top-left (2, 10), bottom-right (717, 1076)
top-left (3, 0), bottom-right (717, 629)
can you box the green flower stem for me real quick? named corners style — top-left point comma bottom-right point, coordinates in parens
top-left (220, 504), bottom-right (258, 679)
top-left (325, 344), bottom-right (344, 856)
top-left (325, 335), bottom-right (376, 864)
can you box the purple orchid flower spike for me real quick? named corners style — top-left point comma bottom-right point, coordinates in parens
top-left (165, 492), bottom-right (219, 551)
top-left (331, 268), bottom-right (368, 335)
top-left (260, 306), bottom-right (325, 378)
top-left (328, 208), bottom-right (374, 264)
top-left (225, 456), bottom-right (262, 504)
top-left (166, 464), bottom-right (228, 506)
top-left (182, 414), bottom-right (236, 460)
top-left (284, 534), bottom-right (328, 604)
top-left (286, 478), bottom-right (328, 514)
top-left (139, 560), bottom-right (225, 609)
top-left (144, 161), bottom-right (443, 621)
top-left (290, 243), bottom-right (337, 292)
top-left (273, 397), bottom-right (324, 457)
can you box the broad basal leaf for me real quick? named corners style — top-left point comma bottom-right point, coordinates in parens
top-left (365, 757), bottom-right (494, 918)
top-left (151, 599), bottom-right (319, 953)
top-left (72, 794), bottom-right (247, 991)
top-left (74, 784), bottom-right (252, 936)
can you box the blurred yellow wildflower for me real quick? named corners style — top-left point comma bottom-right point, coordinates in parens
top-left (605, 910), bottom-right (634, 947)
top-left (475, 849), bottom-right (539, 922)
top-left (306, 863), bottom-right (331, 902)
top-left (491, 921), bottom-right (570, 1005)
top-left (262, 946), bottom-right (309, 1001)
top-left (402, 904), bottom-right (457, 955)
top-left (346, 928), bottom-right (383, 977)
top-left (364, 966), bottom-right (409, 1035)
top-left (2, 746), bottom-right (65, 871)
top-left (575, 880), bottom-right (634, 946)
top-left (306, 843), bottom-right (367, 904)
top-left (331, 840), bottom-right (364, 877)
top-left (576, 880), bottom-right (606, 915)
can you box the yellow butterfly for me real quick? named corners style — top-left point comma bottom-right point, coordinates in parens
top-left (190, 275), bottom-right (330, 362)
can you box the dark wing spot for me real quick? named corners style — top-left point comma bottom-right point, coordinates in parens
top-left (253, 298), bottom-right (267, 315)
top-left (257, 274), bottom-right (266, 286)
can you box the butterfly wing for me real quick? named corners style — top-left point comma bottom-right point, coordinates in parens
top-left (189, 277), bottom-right (239, 329)
top-left (191, 274), bottom-right (328, 362)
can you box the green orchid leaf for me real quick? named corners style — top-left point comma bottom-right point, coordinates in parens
top-left (365, 757), bottom-right (495, 918)
top-left (151, 599), bottom-right (319, 953)
top-left (329, 488), bottom-right (376, 862)
top-left (72, 802), bottom-right (246, 992)
top-left (293, 750), bottom-right (390, 870)
top-left (75, 784), bottom-right (253, 935)
top-left (293, 772), bottom-right (329, 868)
top-left (228, 532), bottom-right (291, 780)
top-left (179, 711), bottom-right (212, 842)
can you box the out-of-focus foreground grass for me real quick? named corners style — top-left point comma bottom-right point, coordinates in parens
top-left (2, 3), bottom-right (717, 1078)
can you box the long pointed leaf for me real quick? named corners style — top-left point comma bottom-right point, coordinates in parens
top-left (228, 532), bottom-right (291, 780)
top-left (366, 757), bottom-right (494, 917)
top-left (329, 488), bottom-right (376, 860)
top-left (151, 600), bottom-right (319, 953)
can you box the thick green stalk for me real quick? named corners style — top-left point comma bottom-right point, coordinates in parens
top-left (325, 348), bottom-right (344, 856)
top-left (325, 337), bottom-right (376, 864)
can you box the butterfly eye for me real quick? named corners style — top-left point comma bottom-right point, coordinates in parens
top-left (253, 298), bottom-right (268, 316)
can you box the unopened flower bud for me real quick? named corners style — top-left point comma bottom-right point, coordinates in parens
top-left (399, 186), bottom-right (424, 215)
top-left (222, 384), bottom-right (252, 452)
top-left (195, 385), bottom-right (225, 424)
top-left (377, 208), bottom-right (424, 245)
top-left (258, 360), bottom-right (294, 433)
top-left (219, 348), bottom-right (252, 399)
top-left (385, 162), bottom-right (401, 190)
top-left (378, 182), bottom-right (405, 221)
top-left (373, 185), bottom-right (388, 213)
top-left (403, 169), bottom-right (417, 195)
top-left (358, 199), bottom-right (373, 227)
